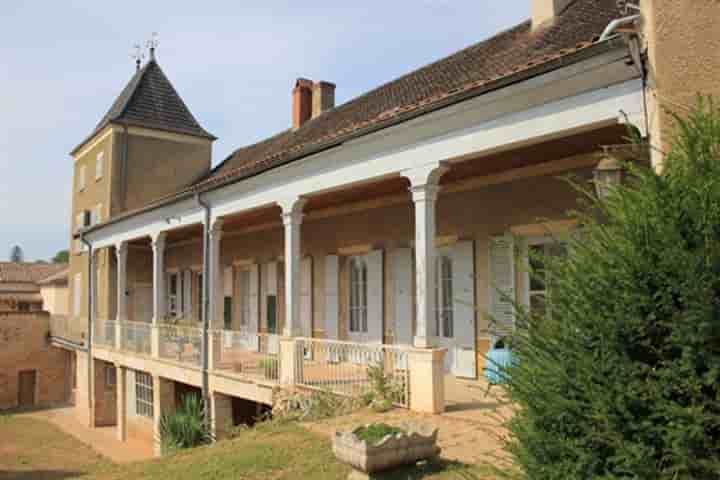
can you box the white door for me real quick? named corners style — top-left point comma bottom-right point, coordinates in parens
top-left (300, 257), bottom-right (313, 338)
top-left (347, 250), bottom-right (383, 345)
top-left (392, 248), bottom-right (413, 346)
top-left (436, 241), bottom-right (477, 377)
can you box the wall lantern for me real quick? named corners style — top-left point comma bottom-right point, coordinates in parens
top-left (594, 145), bottom-right (628, 200)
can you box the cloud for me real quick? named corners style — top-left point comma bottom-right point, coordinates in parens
top-left (0, 0), bottom-right (529, 261)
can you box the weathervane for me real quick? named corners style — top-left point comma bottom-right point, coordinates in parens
top-left (130, 43), bottom-right (145, 71)
top-left (146, 32), bottom-right (159, 61)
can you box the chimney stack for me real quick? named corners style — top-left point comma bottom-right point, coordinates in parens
top-left (312, 81), bottom-right (336, 119)
top-left (531, 0), bottom-right (573, 30)
top-left (292, 78), bottom-right (313, 130)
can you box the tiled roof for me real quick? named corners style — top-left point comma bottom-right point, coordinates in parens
top-left (37, 267), bottom-right (69, 285)
top-left (0, 263), bottom-right (67, 284)
top-left (71, 59), bottom-right (215, 155)
top-left (198, 0), bottom-right (620, 189)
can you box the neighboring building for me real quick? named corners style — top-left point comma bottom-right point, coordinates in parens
top-left (53, 0), bottom-right (720, 455)
top-left (38, 268), bottom-right (70, 316)
top-left (0, 262), bottom-right (67, 313)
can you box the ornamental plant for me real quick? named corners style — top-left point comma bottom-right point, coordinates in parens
top-left (160, 394), bottom-right (211, 453)
top-left (504, 98), bottom-right (720, 479)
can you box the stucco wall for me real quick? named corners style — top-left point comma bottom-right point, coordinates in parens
top-left (0, 312), bottom-right (72, 410)
top-left (40, 284), bottom-right (69, 316)
top-left (123, 135), bottom-right (210, 213)
top-left (643, 0), bottom-right (720, 167)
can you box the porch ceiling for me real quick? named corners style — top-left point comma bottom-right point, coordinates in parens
top-left (441, 124), bottom-right (629, 184)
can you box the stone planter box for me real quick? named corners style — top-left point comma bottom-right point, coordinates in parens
top-left (333, 423), bottom-right (440, 477)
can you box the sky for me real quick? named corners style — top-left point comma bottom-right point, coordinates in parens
top-left (0, 1), bottom-right (530, 262)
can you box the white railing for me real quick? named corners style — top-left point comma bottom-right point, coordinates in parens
top-left (295, 338), bottom-right (411, 408)
top-left (211, 330), bottom-right (280, 382)
top-left (158, 323), bottom-right (203, 366)
top-left (93, 319), bottom-right (117, 348)
top-left (119, 321), bottom-right (152, 355)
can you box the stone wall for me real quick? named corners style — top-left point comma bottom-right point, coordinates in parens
top-left (0, 312), bottom-right (72, 410)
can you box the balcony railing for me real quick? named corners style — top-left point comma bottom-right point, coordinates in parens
top-left (158, 323), bottom-right (202, 366)
top-left (295, 338), bottom-right (411, 408)
top-left (93, 319), bottom-right (117, 348)
top-left (119, 321), bottom-right (152, 355)
top-left (211, 330), bottom-right (280, 383)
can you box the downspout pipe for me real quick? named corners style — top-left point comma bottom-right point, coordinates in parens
top-left (599, 14), bottom-right (641, 41)
top-left (80, 232), bottom-right (94, 426)
top-left (195, 193), bottom-right (211, 426)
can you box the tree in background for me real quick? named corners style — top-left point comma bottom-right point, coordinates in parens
top-left (9, 245), bottom-right (24, 263)
top-left (505, 99), bottom-right (720, 479)
top-left (52, 250), bottom-right (69, 264)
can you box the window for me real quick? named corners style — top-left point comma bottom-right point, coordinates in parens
top-left (95, 152), bottom-right (104, 180)
top-left (526, 239), bottom-right (567, 317)
top-left (18, 302), bottom-right (30, 312)
top-left (197, 273), bottom-right (203, 323)
top-left (77, 165), bottom-right (86, 192)
top-left (435, 254), bottom-right (454, 338)
top-left (168, 272), bottom-right (179, 317)
top-left (349, 256), bottom-right (368, 333)
top-left (105, 365), bottom-right (116, 388)
top-left (135, 371), bottom-right (153, 418)
top-left (91, 204), bottom-right (103, 225)
top-left (239, 270), bottom-right (250, 327)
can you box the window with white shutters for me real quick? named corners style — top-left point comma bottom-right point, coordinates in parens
top-left (489, 234), bottom-right (516, 337)
top-left (239, 269), bottom-right (250, 327)
top-left (435, 254), bottom-right (454, 338)
top-left (134, 371), bottom-right (153, 418)
top-left (95, 152), bottom-right (104, 180)
top-left (525, 238), bottom-right (567, 318)
top-left (349, 256), bottom-right (368, 333)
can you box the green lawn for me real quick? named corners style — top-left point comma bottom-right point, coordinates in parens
top-left (0, 413), bottom-right (491, 480)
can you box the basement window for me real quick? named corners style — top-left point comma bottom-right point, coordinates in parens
top-left (135, 371), bottom-right (154, 418)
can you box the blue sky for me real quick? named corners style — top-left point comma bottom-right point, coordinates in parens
top-left (0, 1), bottom-right (529, 262)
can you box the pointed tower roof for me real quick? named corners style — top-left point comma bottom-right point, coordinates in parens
top-left (72, 59), bottom-right (215, 155)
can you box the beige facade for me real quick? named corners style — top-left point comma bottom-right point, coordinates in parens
top-left (0, 312), bottom-right (73, 410)
top-left (40, 283), bottom-right (69, 315)
top-left (643, 0), bottom-right (720, 168)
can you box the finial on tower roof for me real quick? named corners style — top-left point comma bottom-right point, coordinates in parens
top-left (146, 32), bottom-right (159, 61)
top-left (130, 43), bottom-right (144, 71)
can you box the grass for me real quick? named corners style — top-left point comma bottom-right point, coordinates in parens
top-left (0, 413), bottom-right (112, 479)
top-left (0, 412), bottom-right (494, 480)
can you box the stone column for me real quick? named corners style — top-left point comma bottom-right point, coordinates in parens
top-left (279, 197), bottom-right (307, 338)
top-left (152, 375), bottom-right (175, 457)
top-left (151, 232), bottom-right (167, 324)
top-left (116, 364), bottom-right (127, 441)
top-left (210, 391), bottom-right (233, 441)
top-left (115, 242), bottom-right (128, 349)
top-left (403, 163), bottom-right (448, 348)
top-left (151, 232), bottom-right (166, 358)
top-left (207, 218), bottom-right (224, 330)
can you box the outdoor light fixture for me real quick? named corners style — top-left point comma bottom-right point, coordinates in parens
top-left (594, 145), bottom-right (627, 199)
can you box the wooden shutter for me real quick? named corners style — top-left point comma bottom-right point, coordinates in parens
top-left (392, 248), bottom-right (413, 346)
top-left (452, 241), bottom-right (477, 378)
top-left (300, 257), bottom-right (313, 338)
top-left (324, 255), bottom-right (339, 340)
top-left (489, 234), bottom-right (516, 338)
top-left (366, 250), bottom-right (384, 344)
top-left (248, 264), bottom-right (260, 334)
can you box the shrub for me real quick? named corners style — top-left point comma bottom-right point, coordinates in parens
top-left (504, 98), bottom-right (720, 479)
top-left (160, 394), bottom-right (211, 453)
top-left (364, 362), bottom-right (406, 411)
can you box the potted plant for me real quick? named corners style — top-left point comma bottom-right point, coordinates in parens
top-left (333, 422), bottom-right (440, 478)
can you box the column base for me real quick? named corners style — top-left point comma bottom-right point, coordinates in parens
top-left (408, 348), bottom-right (446, 414)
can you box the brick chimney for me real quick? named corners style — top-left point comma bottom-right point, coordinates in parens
top-left (293, 78), bottom-right (313, 130)
top-left (531, 0), bottom-right (573, 30)
top-left (312, 81), bottom-right (336, 119)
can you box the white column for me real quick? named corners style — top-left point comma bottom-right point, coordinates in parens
top-left (207, 218), bottom-right (224, 329)
top-left (403, 163), bottom-right (448, 348)
top-left (279, 197), bottom-right (307, 338)
top-left (115, 242), bottom-right (128, 322)
top-left (151, 232), bottom-right (167, 324)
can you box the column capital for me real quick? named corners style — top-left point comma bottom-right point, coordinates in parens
top-left (209, 217), bottom-right (224, 240)
top-left (150, 231), bottom-right (167, 250)
top-left (279, 196), bottom-right (308, 226)
top-left (402, 161), bottom-right (449, 189)
top-left (115, 241), bottom-right (128, 258)
top-left (410, 184), bottom-right (441, 203)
